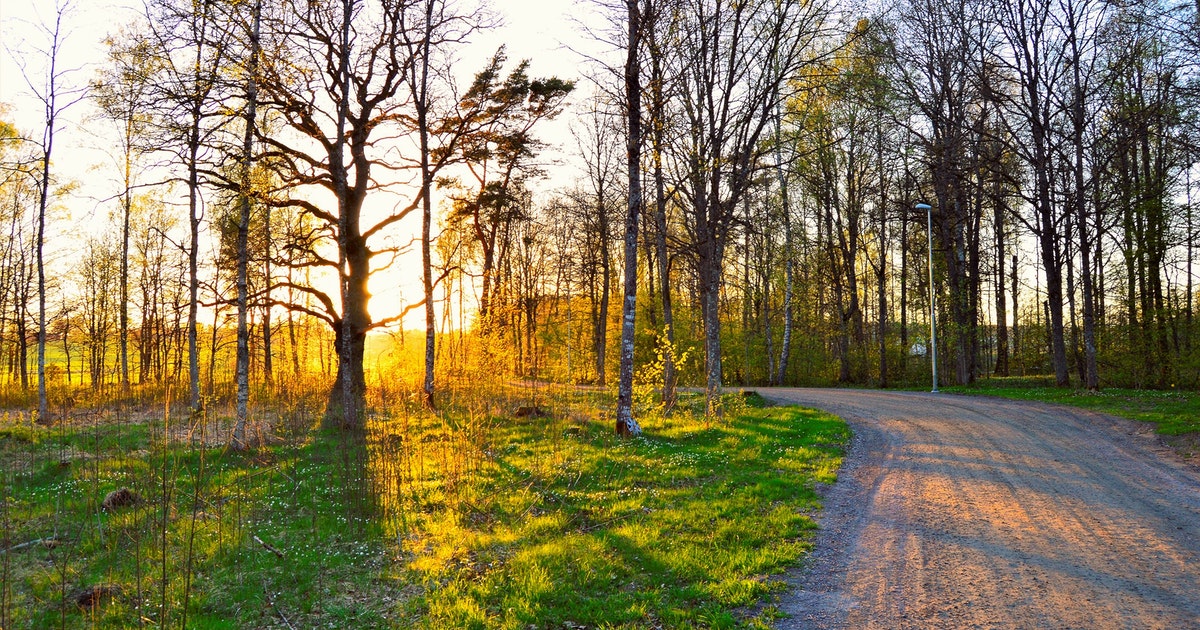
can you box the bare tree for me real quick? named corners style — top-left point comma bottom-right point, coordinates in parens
top-left (255, 0), bottom-right (414, 427)
top-left (79, 234), bottom-right (119, 389)
top-left (990, 0), bottom-right (1073, 385)
top-left (143, 0), bottom-right (234, 415)
top-left (410, 0), bottom-right (440, 409)
top-left (1054, 0), bottom-right (1107, 390)
top-left (892, 0), bottom-right (991, 386)
top-left (14, 0), bottom-right (86, 420)
top-left (94, 29), bottom-right (153, 394)
top-left (396, 0), bottom-right (495, 409)
top-left (0, 118), bottom-right (39, 392)
top-left (569, 102), bottom-right (621, 387)
top-left (665, 0), bottom-right (833, 413)
top-left (132, 194), bottom-right (180, 384)
top-left (256, 0), bottom-right (507, 428)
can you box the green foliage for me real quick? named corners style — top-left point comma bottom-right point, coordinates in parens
top-left (632, 332), bottom-right (693, 418)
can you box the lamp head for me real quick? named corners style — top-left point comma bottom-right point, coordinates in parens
top-left (915, 202), bottom-right (932, 210)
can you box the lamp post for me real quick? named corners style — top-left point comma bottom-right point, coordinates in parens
top-left (916, 202), bottom-right (938, 393)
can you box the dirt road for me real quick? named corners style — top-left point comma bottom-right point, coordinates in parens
top-left (761, 388), bottom-right (1200, 629)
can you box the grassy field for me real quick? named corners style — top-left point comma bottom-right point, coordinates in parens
top-left (0, 386), bottom-right (847, 628)
top-left (942, 377), bottom-right (1200, 437)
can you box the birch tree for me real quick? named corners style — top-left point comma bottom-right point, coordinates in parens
top-left (615, 0), bottom-right (644, 436)
top-left (232, 0), bottom-right (262, 449)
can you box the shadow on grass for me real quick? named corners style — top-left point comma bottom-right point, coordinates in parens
top-left (392, 395), bottom-right (847, 628)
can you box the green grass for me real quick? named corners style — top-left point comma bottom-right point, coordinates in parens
top-left (942, 377), bottom-right (1200, 436)
top-left (0, 389), bottom-right (848, 628)
top-left (398, 392), bottom-right (847, 629)
top-left (1, 412), bottom-right (399, 628)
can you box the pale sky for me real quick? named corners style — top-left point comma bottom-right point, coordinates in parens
top-left (0, 0), bottom-right (608, 331)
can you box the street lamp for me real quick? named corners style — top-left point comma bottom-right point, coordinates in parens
top-left (916, 202), bottom-right (939, 393)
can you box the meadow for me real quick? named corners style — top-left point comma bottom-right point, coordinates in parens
top-left (0, 377), bottom-right (848, 629)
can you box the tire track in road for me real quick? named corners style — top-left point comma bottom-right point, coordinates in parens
top-left (761, 388), bottom-right (1200, 629)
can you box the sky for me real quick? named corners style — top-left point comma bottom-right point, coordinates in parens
top-left (0, 0), bottom-right (609, 331)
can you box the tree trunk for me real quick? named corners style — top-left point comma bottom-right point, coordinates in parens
top-left (186, 122), bottom-right (203, 416)
top-left (208, 303), bottom-right (221, 394)
top-left (1035, 142), bottom-right (1069, 386)
top-left (1028, 73), bottom-right (1070, 386)
top-left (900, 194), bottom-right (909, 369)
top-left (994, 193), bottom-right (1009, 376)
top-left (32, 8), bottom-right (72, 422)
top-left (262, 210), bottom-right (273, 385)
top-left (1065, 212), bottom-right (1084, 382)
top-left (616, 0), bottom-right (643, 437)
top-left (1186, 166), bottom-right (1194, 355)
top-left (649, 39), bottom-right (677, 407)
top-left (61, 313), bottom-right (71, 386)
top-left (774, 109), bottom-right (793, 386)
top-left (232, 0), bottom-right (261, 450)
top-left (36, 114), bottom-right (53, 423)
top-left (876, 123), bottom-right (888, 388)
top-left (120, 152), bottom-right (131, 391)
top-left (654, 136), bottom-right (677, 407)
top-left (327, 0), bottom-right (364, 431)
top-left (418, 0), bottom-right (436, 409)
top-left (325, 321), bottom-right (367, 429)
top-left (1012, 254), bottom-right (1020, 374)
top-left (594, 233), bottom-right (611, 387)
top-left (1065, 0), bottom-right (1099, 390)
top-left (701, 251), bottom-right (723, 416)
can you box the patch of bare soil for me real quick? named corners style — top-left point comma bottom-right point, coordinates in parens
top-left (761, 388), bottom-right (1200, 629)
top-left (1163, 432), bottom-right (1200, 465)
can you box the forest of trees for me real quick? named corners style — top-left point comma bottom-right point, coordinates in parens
top-left (2, 0), bottom-right (1198, 435)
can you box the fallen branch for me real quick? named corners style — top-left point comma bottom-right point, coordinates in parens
top-left (1, 537), bottom-right (59, 554)
top-left (263, 587), bottom-right (296, 630)
top-left (252, 534), bottom-right (285, 559)
top-left (275, 604), bottom-right (296, 630)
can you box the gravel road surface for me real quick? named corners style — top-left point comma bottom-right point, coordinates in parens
top-left (760, 388), bottom-right (1200, 629)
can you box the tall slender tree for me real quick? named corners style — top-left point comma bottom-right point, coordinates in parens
top-left (231, 0), bottom-right (262, 450)
top-left (396, 0), bottom-right (490, 409)
top-left (615, 0), bottom-right (644, 436)
top-left (18, 0), bottom-right (85, 420)
top-left (893, 0), bottom-right (990, 385)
